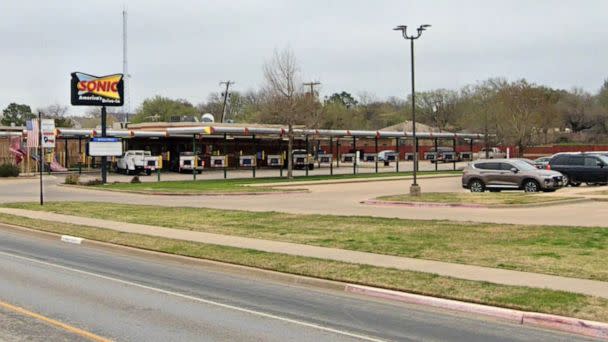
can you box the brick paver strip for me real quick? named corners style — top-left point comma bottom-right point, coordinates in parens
top-left (2, 207), bottom-right (607, 299)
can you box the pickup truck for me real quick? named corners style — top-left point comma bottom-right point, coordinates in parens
top-left (476, 147), bottom-right (506, 159)
top-left (115, 150), bottom-right (159, 175)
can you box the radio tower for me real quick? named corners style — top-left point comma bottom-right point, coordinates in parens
top-left (122, 7), bottom-right (130, 123)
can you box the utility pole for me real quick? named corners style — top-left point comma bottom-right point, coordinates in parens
top-left (303, 81), bottom-right (321, 97)
top-left (394, 24), bottom-right (431, 196)
top-left (219, 81), bottom-right (234, 123)
top-left (122, 7), bottom-right (130, 124)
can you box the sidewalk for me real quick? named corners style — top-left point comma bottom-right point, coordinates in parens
top-left (2, 207), bottom-right (608, 299)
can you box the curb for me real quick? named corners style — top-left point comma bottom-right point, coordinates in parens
top-left (57, 183), bottom-right (309, 196)
top-left (345, 284), bottom-right (608, 340)
top-left (252, 174), bottom-right (461, 188)
top-left (1, 221), bottom-right (607, 340)
top-left (345, 284), bottom-right (524, 323)
top-left (361, 197), bottom-right (591, 209)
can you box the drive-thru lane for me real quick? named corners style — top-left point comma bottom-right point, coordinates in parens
top-left (1, 176), bottom-right (607, 227)
top-left (0, 226), bottom-right (596, 341)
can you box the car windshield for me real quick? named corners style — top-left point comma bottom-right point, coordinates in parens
top-left (598, 155), bottom-right (608, 164)
top-left (510, 160), bottom-right (537, 171)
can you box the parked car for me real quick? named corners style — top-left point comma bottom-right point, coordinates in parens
top-left (115, 150), bottom-right (159, 175)
top-left (589, 151), bottom-right (608, 158)
top-left (533, 156), bottom-right (552, 169)
top-left (462, 159), bottom-right (564, 192)
top-left (475, 147), bottom-right (506, 159)
top-left (378, 150), bottom-right (398, 162)
top-left (547, 153), bottom-right (608, 186)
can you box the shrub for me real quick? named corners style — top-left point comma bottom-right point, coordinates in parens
top-left (64, 174), bottom-right (80, 185)
top-left (0, 164), bottom-right (20, 177)
top-left (130, 176), bottom-right (141, 184)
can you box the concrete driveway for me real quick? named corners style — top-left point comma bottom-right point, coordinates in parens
top-left (1, 175), bottom-right (607, 227)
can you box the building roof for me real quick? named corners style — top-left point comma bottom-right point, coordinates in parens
top-left (128, 121), bottom-right (289, 130)
top-left (380, 121), bottom-right (444, 133)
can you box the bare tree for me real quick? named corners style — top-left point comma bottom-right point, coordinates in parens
top-left (40, 103), bottom-right (73, 127)
top-left (262, 47), bottom-right (306, 179)
top-left (557, 88), bottom-right (599, 133)
top-left (494, 80), bottom-right (553, 156)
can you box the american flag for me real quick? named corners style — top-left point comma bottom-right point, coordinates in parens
top-left (26, 119), bottom-right (39, 148)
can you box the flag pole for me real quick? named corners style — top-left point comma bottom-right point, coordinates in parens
top-left (38, 112), bottom-right (44, 206)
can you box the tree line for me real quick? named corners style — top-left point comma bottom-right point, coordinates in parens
top-left (3, 48), bottom-right (608, 156)
top-left (131, 48), bottom-right (608, 155)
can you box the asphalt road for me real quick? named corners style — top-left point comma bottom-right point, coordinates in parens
top-left (0, 226), bottom-right (597, 342)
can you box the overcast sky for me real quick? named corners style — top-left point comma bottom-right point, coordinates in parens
top-left (1, 0), bottom-right (607, 115)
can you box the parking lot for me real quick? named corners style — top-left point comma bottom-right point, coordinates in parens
top-left (2, 168), bottom-right (607, 228)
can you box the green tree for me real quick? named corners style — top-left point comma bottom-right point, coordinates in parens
top-left (131, 96), bottom-right (198, 123)
top-left (1, 103), bottom-right (34, 126)
top-left (325, 91), bottom-right (358, 109)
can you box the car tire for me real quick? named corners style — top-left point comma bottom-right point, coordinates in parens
top-left (469, 179), bottom-right (485, 193)
top-left (561, 174), bottom-right (570, 187)
top-left (523, 179), bottom-right (540, 193)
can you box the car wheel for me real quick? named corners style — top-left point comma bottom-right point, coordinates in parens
top-left (523, 179), bottom-right (540, 193)
top-left (469, 179), bottom-right (485, 193)
top-left (561, 174), bottom-right (570, 186)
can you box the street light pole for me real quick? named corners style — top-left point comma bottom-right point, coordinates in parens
top-left (394, 24), bottom-right (430, 196)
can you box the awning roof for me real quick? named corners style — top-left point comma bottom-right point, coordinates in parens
top-left (52, 126), bottom-right (485, 140)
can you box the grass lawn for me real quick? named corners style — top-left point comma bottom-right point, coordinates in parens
top-left (7, 202), bottom-right (608, 282)
top-left (0, 212), bottom-right (606, 323)
top-left (376, 192), bottom-right (576, 205)
top-left (90, 170), bottom-right (460, 194)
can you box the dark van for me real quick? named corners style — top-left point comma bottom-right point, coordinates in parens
top-left (547, 153), bottom-right (608, 186)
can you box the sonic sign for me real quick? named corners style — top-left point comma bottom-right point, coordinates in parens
top-left (70, 72), bottom-right (124, 106)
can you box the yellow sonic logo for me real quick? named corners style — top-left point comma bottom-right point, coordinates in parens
top-left (76, 74), bottom-right (123, 100)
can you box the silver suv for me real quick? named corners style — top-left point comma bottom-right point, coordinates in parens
top-left (462, 159), bottom-right (564, 192)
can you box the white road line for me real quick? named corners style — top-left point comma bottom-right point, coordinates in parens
top-left (0, 250), bottom-right (385, 342)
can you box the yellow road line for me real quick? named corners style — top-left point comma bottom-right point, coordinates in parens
top-left (0, 299), bottom-right (111, 342)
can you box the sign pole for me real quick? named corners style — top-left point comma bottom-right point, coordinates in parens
top-left (38, 112), bottom-right (44, 206)
top-left (101, 106), bottom-right (107, 184)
